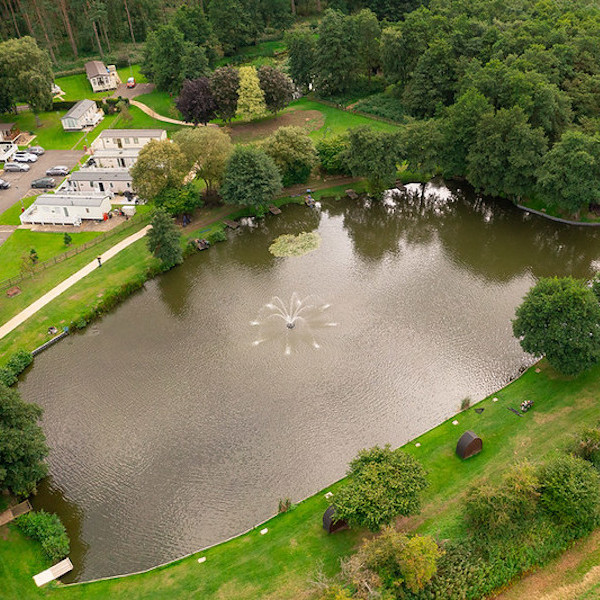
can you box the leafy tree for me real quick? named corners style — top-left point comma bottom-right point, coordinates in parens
top-left (208, 0), bottom-right (252, 55)
top-left (316, 134), bottom-right (351, 175)
top-left (467, 107), bottom-right (547, 200)
top-left (63, 233), bottom-right (72, 246)
top-left (344, 127), bottom-right (398, 194)
top-left (315, 10), bottom-right (357, 96)
top-left (176, 78), bottom-right (216, 125)
top-left (0, 383), bottom-right (48, 497)
top-left (180, 44), bottom-right (210, 83)
top-left (537, 131), bottom-right (600, 215)
top-left (512, 277), bottom-right (600, 376)
top-left (220, 146), bottom-right (282, 212)
top-left (0, 37), bottom-right (53, 112)
top-left (263, 126), bottom-right (317, 186)
top-left (16, 511), bottom-right (69, 562)
top-left (170, 4), bottom-right (213, 47)
top-left (257, 66), bottom-right (294, 114)
top-left (131, 140), bottom-right (188, 201)
top-left (285, 27), bottom-right (316, 92)
top-left (398, 118), bottom-right (442, 176)
top-left (539, 455), bottom-right (600, 531)
top-left (380, 26), bottom-right (405, 86)
top-left (210, 67), bottom-right (240, 123)
top-left (333, 445), bottom-right (428, 531)
top-left (147, 208), bottom-right (183, 269)
top-left (142, 24), bottom-right (186, 93)
top-left (440, 90), bottom-right (494, 178)
top-left (236, 66), bottom-right (267, 120)
top-left (173, 127), bottom-right (233, 196)
top-left (155, 184), bottom-right (202, 217)
top-left (353, 9), bottom-right (380, 80)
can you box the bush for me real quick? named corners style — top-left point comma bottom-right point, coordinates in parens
top-left (207, 229), bottom-right (227, 244)
top-left (354, 93), bottom-right (406, 122)
top-left (16, 510), bottom-right (69, 562)
top-left (316, 135), bottom-right (351, 175)
top-left (333, 445), bottom-right (428, 532)
top-left (568, 423), bottom-right (600, 468)
top-left (538, 455), bottom-right (600, 531)
top-left (0, 350), bottom-right (33, 386)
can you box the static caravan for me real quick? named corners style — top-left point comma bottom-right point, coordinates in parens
top-left (61, 100), bottom-right (104, 132)
top-left (20, 193), bottom-right (112, 226)
top-left (85, 61), bottom-right (120, 93)
top-left (91, 129), bottom-right (167, 151)
top-left (86, 148), bottom-right (139, 169)
top-left (69, 169), bottom-right (133, 194)
top-left (0, 141), bottom-right (17, 161)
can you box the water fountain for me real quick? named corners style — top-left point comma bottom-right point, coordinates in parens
top-left (251, 293), bottom-right (336, 354)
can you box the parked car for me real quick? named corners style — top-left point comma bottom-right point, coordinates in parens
top-left (0, 179), bottom-right (10, 189)
top-left (31, 177), bottom-right (55, 189)
top-left (46, 165), bottom-right (69, 176)
top-left (126, 77), bottom-right (136, 88)
top-left (3, 162), bottom-right (30, 172)
top-left (13, 151), bottom-right (38, 163)
top-left (28, 146), bottom-right (45, 155)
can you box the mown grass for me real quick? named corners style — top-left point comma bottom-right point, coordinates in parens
top-left (0, 196), bottom-right (38, 226)
top-left (0, 230), bottom-right (100, 280)
top-left (3, 358), bottom-right (600, 600)
top-left (0, 111), bottom-right (83, 150)
top-left (135, 90), bottom-right (181, 120)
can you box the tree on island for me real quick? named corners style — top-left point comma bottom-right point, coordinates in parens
top-left (263, 126), bottom-right (317, 186)
top-left (173, 127), bottom-right (233, 197)
top-left (131, 140), bottom-right (188, 201)
top-left (537, 130), bottom-right (600, 216)
top-left (147, 209), bottom-right (183, 269)
top-left (257, 66), bottom-right (294, 114)
top-left (210, 66), bottom-right (240, 123)
top-left (333, 445), bottom-right (428, 532)
top-left (513, 277), bottom-right (600, 376)
top-left (220, 146), bottom-right (282, 213)
top-left (176, 77), bottom-right (216, 125)
top-left (0, 382), bottom-right (48, 497)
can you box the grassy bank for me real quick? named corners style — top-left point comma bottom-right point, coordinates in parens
top-left (2, 358), bottom-right (599, 599)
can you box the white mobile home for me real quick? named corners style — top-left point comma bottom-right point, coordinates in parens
top-left (61, 100), bottom-right (104, 131)
top-left (91, 129), bottom-right (167, 151)
top-left (85, 61), bottom-right (120, 93)
top-left (0, 141), bottom-right (17, 161)
top-left (86, 148), bottom-right (139, 169)
top-left (69, 169), bottom-right (133, 194)
top-left (20, 193), bottom-right (112, 226)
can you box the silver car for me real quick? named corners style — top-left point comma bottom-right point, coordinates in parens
top-left (3, 162), bottom-right (30, 172)
top-left (13, 152), bottom-right (38, 163)
top-left (46, 165), bottom-right (69, 176)
top-left (28, 146), bottom-right (45, 155)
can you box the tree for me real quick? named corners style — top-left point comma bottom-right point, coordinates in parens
top-left (567, 423), bottom-right (600, 469)
top-left (263, 126), bottom-right (317, 186)
top-left (210, 67), bottom-right (240, 123)
top-left (398, 118), bottom-right (442, 176)
top-left (236, 66), bottom-right (266, 120)
top-left (131, 140), bottom-right (188, 201)
top-left (512, 277), bottom-right (600, 376)
top-left (176, 77), bottom-right (216, 125)
top-left (343, 127), bottom-right (398, 194)
top-left (380, 26), bottom-right (405, 85)
top-left (0, 36), bottom-right (53, 112)
top-left (142, 24), bottom-right (186, 93)
top-left (208, 0), bottom-right (252, 55)
top-left (257, 66), bottom-right (294, 114)
top-left (116, 100), bottom-right (132, 122)
top-left (316, 134), bottom-right (351, 175)
top-left (0, 382), bottom-right (48, 497)
top-left (539, 455), bottom-right (600, 531)
top-left (173, 127), bottom-right (233, 196)
top-left (467, 107), bottom-right (547, 200)
top-left (155, 184), bottom-right (202, 217)
top-left (315, 10), bottom-right (357, 96)
top-left (333, 445), bottom-right (428, 531)
top-left (220, 146), bottom-right (282, 212)
top-left (285, 27), bottom-right (316, 92)
top-left (180, 44), bottom-right (210, 83)
top-left (537, 131), bottom-right (600, 216)
top-left (147, 208), bottom-right (183, 269)
top-left (63, 232), bottom-right (72, 246)
top-left (353, 9), bottom-right (380, 80)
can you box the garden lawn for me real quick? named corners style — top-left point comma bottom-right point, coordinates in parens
top-left (0, 111), bottom-right (82, 150)
top-left (116, 64), bottom-right (147, 86)
top-left (0, 196), bottom-right (38, 226)
top-left (135, 90), bottom-right (180, 120)
top-left (111, 105), bottom-right (183, 136)
top-left (53, 74), bottom-right (111, 102)
top-left (0, 230), bottom-right (100, 280)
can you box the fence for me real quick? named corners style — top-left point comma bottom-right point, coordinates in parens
top-left (0, 213), bottom-right (150, 292)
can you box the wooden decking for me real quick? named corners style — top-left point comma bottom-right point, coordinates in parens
top-left (33, 558), bottom-right (73, 587)
top-left (0, 499), bottom-right (32, 526)
top-left (223, 219), bottom-right (239, 229)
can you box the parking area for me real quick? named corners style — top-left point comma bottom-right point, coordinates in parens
top-left (0, 149), bottom-right (84, 214)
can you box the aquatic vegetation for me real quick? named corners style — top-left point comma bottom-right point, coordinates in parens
top-left (268, 232), bottom-right (321, 257)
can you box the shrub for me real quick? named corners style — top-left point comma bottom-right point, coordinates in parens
top-left (16, 510), bottom-right (69, 562)
top-left (538, 455), bottom-right (600, 531)
top-left (568, 423), bottom-right (600, 468)
top-left (316, 135), bottom-right (351, 175)
top-left (207, 230), bottom-right (227, 244)
top-left (0, 350), bottom-right (33, 386)
top-left (354, 93), bottom-right (406, 122)
top-left (333, 445), bottom-right (428, 531)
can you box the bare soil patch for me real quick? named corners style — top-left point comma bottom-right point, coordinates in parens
top-left (229, 109), bottom-right (325, 143)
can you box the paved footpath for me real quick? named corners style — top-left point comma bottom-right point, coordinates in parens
top-left (130, 100), bottom-right (196, 126)
top-left (0, 225), bottom-right (151, 340)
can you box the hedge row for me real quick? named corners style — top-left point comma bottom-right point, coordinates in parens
top-left (0, 350), bottom-right (33, 386)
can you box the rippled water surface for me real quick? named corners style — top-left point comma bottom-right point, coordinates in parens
top-left (19, 182), bottom-right (600, 581)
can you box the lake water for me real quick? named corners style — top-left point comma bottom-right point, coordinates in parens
top-left (18, 181), bottom-right (600, 581)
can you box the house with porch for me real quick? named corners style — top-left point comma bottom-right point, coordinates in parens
top-left (69, 169), bottom-right (133, 194)
top-left (85, 61), bottom-right (120, 93)
top-left (91, 129), bottom-right (167, 151)
top-left (0, 122), bottom-right (19, 142)
top-left (85, 148), bottom-right (139, 169)
top-left (20, 192), bottom-right (112, 226)
top-left (60, 100), bottom-right (104, 131)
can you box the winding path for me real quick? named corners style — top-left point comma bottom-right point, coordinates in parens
top-left (130, 100), bottom-right (195, 126)
top-left (0, 225), bottom-right (151, 341)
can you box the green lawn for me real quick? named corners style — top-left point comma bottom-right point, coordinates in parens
top-left (2, 357), bottom-right (599, 600)
top-left (0, 111), bottom-right (84, 150)
top-left (116, 64), bottom-right (147, 86)
top-left (0, 196), bottom-right (38, 226)
top-left (135, 90), bottom-right (181, 120)
top-left (0, 230), bottom-right (100, 281)
top-left (111, 105), bottom-right (183, 136)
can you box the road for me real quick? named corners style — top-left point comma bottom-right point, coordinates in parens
top-left (0, 150), bottom-right (84, 214)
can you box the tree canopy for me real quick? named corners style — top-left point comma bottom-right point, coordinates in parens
top-left (262, 126), bottom-right (317, 186)
top-left (176, 77), bottom-right (216, 126)
top-left (147, 208), bottom-right (183, 269)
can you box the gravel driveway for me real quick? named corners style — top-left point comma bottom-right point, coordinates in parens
top-left (0, 149), bottom-right (84, 215)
